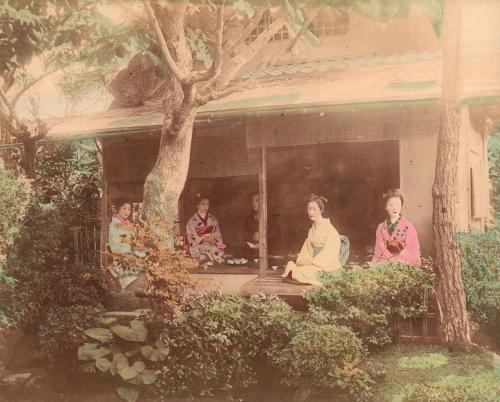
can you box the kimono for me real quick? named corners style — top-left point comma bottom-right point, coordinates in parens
top-left (185, 213), bottom-right (226, 260)
top-left (108, 215), bottom-right (134, 254)
top-left (282, 218), bottom-right (342, 286)
top-left (243, 210), bottom-right (280, 257)
top-left (107, 216), bottom-right (145, 289)
top-left (370, 216), bottom-right (421, 266)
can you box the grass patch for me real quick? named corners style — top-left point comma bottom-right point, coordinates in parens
top-left (397, 353), bottom-right (448, 369)
top-left (364, 344), bottom-right (497, 402)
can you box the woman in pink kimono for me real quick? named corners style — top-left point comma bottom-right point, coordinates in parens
top-left (370, 189), bottom-right (421, 266)
top-left (185, 196), bottom-right (226, 262)
top-left (282, 195), bottom-right (342, 286)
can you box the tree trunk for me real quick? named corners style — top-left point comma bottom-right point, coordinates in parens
top-left (432, 0), bottom-right (471, 348)
top-left (0, 121), bottom-right (13, 169)
top-left (143, 111), bottom-right (196, 248)
top-left (21, 139), bottom-right (37, 179)
top-left (142, 2), bottom-right (195, 249)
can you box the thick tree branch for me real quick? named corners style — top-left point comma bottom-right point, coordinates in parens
top-left (120, 3), bottom-right (149, 26)
top-left (0, 88), bottom-right (10, 114)
top-left (11, 70), bottom-right (58, 112)
top-left (187, 2), bottom-right (225, 84)
top-left (143, 1), bottom-right (187, 84)
top-left (223, 7), bottom-right (266, 55)
top-left (286, 8), bottom-right (320, 53)
top-left (195, 86), bottom-right (240, 106)
top-left (198, 11), bottom-right (287, 96)
top-left (267, 7), bottom-right (320, 67)
top-left (1, 70), bottom-right (15, 93)
top-left (0, 88), bottom-right (19, 128)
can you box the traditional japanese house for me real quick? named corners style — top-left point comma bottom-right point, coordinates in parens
top-left (39, 1), bottom-right (500, 342)
top-left (46, 0), bottom-right (498, 306)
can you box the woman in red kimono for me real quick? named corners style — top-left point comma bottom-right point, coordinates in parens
top-left (185, 195), bottom-right (226, 262)
top-left (370, 189), bottom-right (421, 266)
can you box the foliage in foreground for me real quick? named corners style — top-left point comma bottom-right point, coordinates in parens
top-left (108, 218), bottom-right (198, 318)
top-left (39, 304), bottom-right (104, 362)
top-left (457, 229), bottom-right (500, 348)
top-left (306, 263), bottom-right (434, 348)
top-left (364, 344), bottom-right (499, 402)
top-left (397, 371), bottom-right (500, 402)
top-left (1, 143), bottom-right (105, 331)
top-left (0, 164), bottom-right (31, 325)
top-left (79, 295), bottom-right (372, 402)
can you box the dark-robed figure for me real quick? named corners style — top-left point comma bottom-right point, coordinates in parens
top-left (242, 194), bottom-right (280, 258)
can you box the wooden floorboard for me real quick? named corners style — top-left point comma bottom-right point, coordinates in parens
top-left (191, 263), bottom-right (284, 275)
top-left (241, 275), bottom-right (319, 297)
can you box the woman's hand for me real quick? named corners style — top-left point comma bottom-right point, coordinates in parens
top-left (246, 241), bottom-right (259, 250)
top-left (201, 234), bottom-right (216, 245)
top-left (297, 259), bottom-right (312, 266)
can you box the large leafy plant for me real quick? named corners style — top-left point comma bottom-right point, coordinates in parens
top-left (78, 315), bottom-right (159, 402)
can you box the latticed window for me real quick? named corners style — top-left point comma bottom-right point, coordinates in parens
top-left (308, 8), bottom-right (350, 37)
top-left (247, 10), bottom-right (289, 43)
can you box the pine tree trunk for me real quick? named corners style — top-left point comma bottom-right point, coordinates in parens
top-left (432, 0), bottom-right (471, 348)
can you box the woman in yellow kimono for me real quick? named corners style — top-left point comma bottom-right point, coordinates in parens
top-left (282, 195), bottom-right (341, 286)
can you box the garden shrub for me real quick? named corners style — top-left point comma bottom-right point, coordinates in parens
top-left (0, 164), bottom-right (31, 326)
top-left (456, 230), bottom-right (500, 347)
top-left (305, 263), bottom-right (434, 348)
top-left (156, 294), bottom-right (302, 397)
top-left (397, 372), bottom-right (500, 402)
top-left (39, 304), bottom-right (104, 362)
top-left (2, 142), bottom-right (107, 330)
top-left (79, 295), bottom-right (373, 402)
top-left (272, 324), bottom-right (373, 402)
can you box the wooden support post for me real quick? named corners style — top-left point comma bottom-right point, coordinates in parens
top-left (100, 143), bottom-right (108, 271)
top-left (258, 145), bottom-right (268, 278)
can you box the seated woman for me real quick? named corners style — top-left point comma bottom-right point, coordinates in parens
top-left (370, 189), bottom-right (421, 266)
top-left (243, 193), bottom-right (280, 259)
top-left (107, 199), bottom-right (146, 289)
top-left (185, 195), bottom-right (226, 262)
top-left (282, 195), bottom-right (342, 286)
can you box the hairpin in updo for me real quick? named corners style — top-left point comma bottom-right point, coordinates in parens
top-left (383, 188), bottom-right (403, 198)
top-left (310, 194), bottom-right (328, 203)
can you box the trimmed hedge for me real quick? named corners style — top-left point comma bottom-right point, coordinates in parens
top-left (306, 263), bottom-right (434, 348)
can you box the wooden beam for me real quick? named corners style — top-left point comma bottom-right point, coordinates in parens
top-left (100, 142), bottom-right (109, 272)
top-left (258, 145), bottom-right (268, 278)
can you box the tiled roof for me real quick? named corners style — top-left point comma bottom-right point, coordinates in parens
top-left (239, 51), bottom-right (441, 80)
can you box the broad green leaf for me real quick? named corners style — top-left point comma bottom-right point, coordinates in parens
top-left (118, 366), bottom-right (138, 381)
top-left (113, 352), bottom-right (128, 363)
top-left (100, 317), bottom-right (118, 326)
top-left (116, 386), bottom-right (140, 402)
top-left (84, 328), bottom-right (114, 342)
top-left (95, 357), bottom-right (111, 372)
top-left (78, 343), bottom-right (111, 361)
top-left (112, 322), bottom-right (147, 342)
top-left (127, 370), bottom-right (157, 386)
top-left (140, 345), bottom-right (154, 359)
top-left (140, 370), bottom-right (157, 385)
top-left (232, 0), bottom-right (255, 18)
top-left (132, 361), bottom-right (146, 373)
top-left (114, 353), bottom-right (129, 371)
